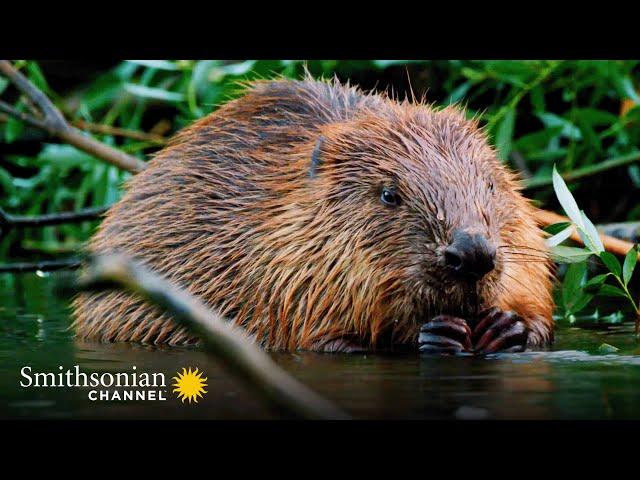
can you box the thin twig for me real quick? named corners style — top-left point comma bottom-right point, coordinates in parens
top-left (0, 206), bottom-right (109, 239)
top-left (524, 151), bottom-right (640, 189)
top-left (0, 258), bottom-right (81, 273)
top-left (73, 253), bottom-right (350, 420)
top-left (0, 101), bottom-right (47, 130)
top-left (72, 120), bottom-right (168, 145)
top-left (0, 60), bottom-right (147, 173)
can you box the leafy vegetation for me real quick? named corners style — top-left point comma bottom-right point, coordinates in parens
top-left (1, 60), bottom-right (639, 326)
top-left (548, 166), bottom-right (639, 329)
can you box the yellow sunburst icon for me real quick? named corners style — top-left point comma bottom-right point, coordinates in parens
top-left (172, 367), bottom-right (208, 404)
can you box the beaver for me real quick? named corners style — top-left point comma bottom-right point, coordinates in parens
top-left (72, 77), bottom-right (555, 354)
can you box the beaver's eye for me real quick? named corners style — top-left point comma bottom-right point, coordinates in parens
top-left (488, 181), bottom-right (494, 193)
top-left (380, 187), bottom-right (400, 207)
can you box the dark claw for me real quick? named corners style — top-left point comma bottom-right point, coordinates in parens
top-left (419, 315), bottom-right (472, 355)
top-left (472, 309), bottom-right (529, 354)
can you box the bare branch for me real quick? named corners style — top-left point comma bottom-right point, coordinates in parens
top-left (72, 119), bottom-right (168, 145)
top-left (524, 151), bottom-right (640, 190)
top-left (0, 100), bottom-right (47, 130)
top-left (0, 206), bottom-right (109, 239)
top-left (0, 258), bottom-right (81, 273)
top-left (0, 60), bottom-right (147, 173)
top-left (74, 253), bottom-right (350, 420)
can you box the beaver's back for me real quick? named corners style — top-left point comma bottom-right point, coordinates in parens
top-left (73, 79), bottom-right (385, 344)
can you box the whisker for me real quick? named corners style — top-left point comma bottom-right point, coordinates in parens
top-left (500, 250), bottom-right (550, 257)
top-left (504, 252), bottom-right (550, 258)
top-left (499, 244), bottom-right (550, 254)
top-left (502, 260), bottom-right (549, 265)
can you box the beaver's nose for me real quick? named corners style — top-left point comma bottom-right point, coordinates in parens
top-left (444, 229), bottom-right (496, 280)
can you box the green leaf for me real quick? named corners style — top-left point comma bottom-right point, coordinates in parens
top-left (570, 293), bottom-right (594, 315)
top-left (513, 126), bottom-right (562, 152)
top-left (537, 112), bottom-right (582, 140)
top-left (26, 61), bottom-right (50, 93)
top-left (4, 116), bottom-right (24, 143)
top-left (124, 84), bottom-right (185, 102)
top-left (600, 251), bottom-right (622, 277)
top-left (460, 67), bottom-right (487, 82)
top-left (623, 245), bottom-right (638, 286)
top-left (530, 85), bottom-right (546, 113)
top-left (598, 284), bottom-right (628, 298)
top-left (220, 60), bottom-right (257, 76)
top-left (618, 76), bottom-right (640, 104)
top-left (546, 225), bottom-right (574, 247)
top-left (569, 108), bottom-right (618, 127)
top-left (448, 82), bottom-right (473, 104)
top-left (126, 60), bottom-right (182, 71)
top-left (551, 245), bottom-right (593, 264)
top-left (552, 165), bottom-right (584, 228)
top-left (578, 211), bottom-right (604, 253)
top-left (598, 343), bottom-right (619, 354)
top-left (584, 273), bottom-right (610, 293)
top-left (544, 222), bottom-right (572, 235)
top-left (494, 108), bottom-right (515, 161)
top-left (0, 77), bottom-right (8, 95)
top-left (372, 60), bottom-right (414, 69)
top-left (562, 261), bottom-right (587, 308)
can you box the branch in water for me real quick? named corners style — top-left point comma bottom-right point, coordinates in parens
top-left (73, 253), bottom-right (350, 420)
top-left (0, 60), bottom-right (147, 173)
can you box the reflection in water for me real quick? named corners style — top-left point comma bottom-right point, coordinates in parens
top-left (1, 272), bottom-right (640, 419)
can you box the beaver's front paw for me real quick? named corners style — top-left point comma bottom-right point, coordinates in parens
top-left (472, 308), bottom-right (529, 354)
top-left (418, 315), bottom-right (472, 355)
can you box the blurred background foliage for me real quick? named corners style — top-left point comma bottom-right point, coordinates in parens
top-left (1, 59), bottom-right (639, 262)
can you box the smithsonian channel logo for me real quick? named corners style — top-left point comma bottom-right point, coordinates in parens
top-left (19, 365), bottom-right (208, 403)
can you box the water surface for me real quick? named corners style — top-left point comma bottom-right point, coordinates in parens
top-left (2, 272), bottom-right (640, 420)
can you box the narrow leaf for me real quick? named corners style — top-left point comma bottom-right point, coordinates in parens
top-left (562, 261), bottom-right (587, 308)
top-left (600, 251), bottom-right (622, 277)
top-left (577, 227), bottom-right (599, 254)
top-left (126, 60), bottom-right (181, 71)
top-left (584, 273), bottom-right (610, 293)
top-left (623, 245), bottom-right (638, 286)
top-left (124, 84), bottom-right (185, 102)
top-left (598, 284), bottom-right (628, 298)
top-left (495, 108), bottom-right (515, 161)
top-left (552, 165), bottom-right (584, 228)
top-left (544, 222), bottom-right (572, 235)
top-left (579, 211), bottom-right (604, 253)
top-left (546, 225), bottom-right (574, 247)
top-left (551, 245), bottom-right (593, 264)
top-left (570, 293), bottom-right (594, 315)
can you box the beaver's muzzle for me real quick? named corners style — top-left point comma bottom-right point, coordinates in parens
top-left (444, 229), bottom-right (496, 280)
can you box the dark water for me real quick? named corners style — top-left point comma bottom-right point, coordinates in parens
top-left (2, 272), bottom-right (640, 420)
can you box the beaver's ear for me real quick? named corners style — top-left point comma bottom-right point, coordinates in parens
top-left (308, 136), bottom-right (325, 178)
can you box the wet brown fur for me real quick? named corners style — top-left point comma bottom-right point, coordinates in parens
top-left (72, 78), bottom-right (554, 351)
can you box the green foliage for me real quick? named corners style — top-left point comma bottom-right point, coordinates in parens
top-left (1, 60), bottom-right (640, 264)
top-left (549, 166), bottom-right (639, 328)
